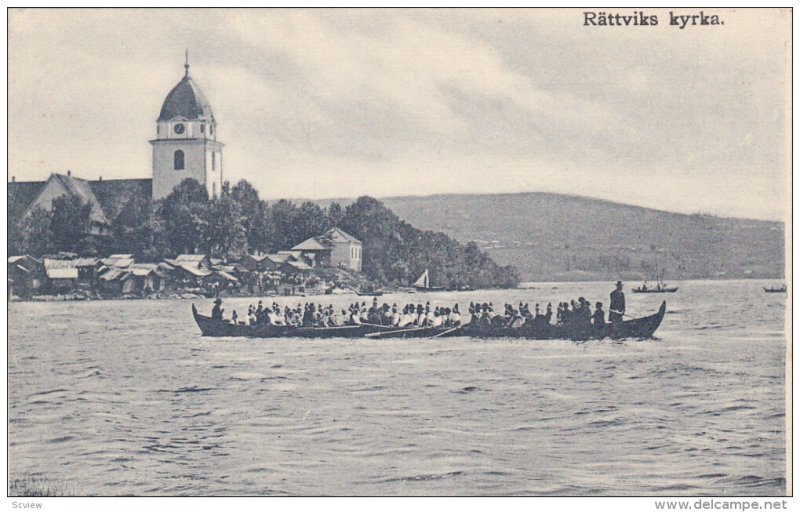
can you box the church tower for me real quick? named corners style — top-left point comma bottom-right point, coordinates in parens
top-left (150, 54), bottom-right (223, 200)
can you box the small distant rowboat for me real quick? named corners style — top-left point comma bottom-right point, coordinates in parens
top-left (632, 278), bottom-right (678, 293)
top-left (356, 289), bottom-right (384, 297)
top-left (764, 285), bottom-right (787, 293)
top-left (632, 285), bottom-right (678, 294)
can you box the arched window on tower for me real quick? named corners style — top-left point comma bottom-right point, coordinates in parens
top-left (174, 150), bottom-right (184, 170)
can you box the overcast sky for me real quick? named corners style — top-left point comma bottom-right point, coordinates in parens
top-left (8, 8), bottom-right (790, 220)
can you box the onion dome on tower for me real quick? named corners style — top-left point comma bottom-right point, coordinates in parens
top-left (157, 56), bottom-right (215, 122)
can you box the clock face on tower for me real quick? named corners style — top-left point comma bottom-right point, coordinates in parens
top-left (173, 123), bottom-right (185, 134)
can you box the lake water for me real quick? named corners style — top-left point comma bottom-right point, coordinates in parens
top-left (8, 280), bottom-right (787, 496)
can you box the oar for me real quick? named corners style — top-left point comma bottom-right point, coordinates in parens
top-left (365, 326), bottom-right (426, 339)
top-left (433, 325), bottom-right (462, 338)
top-left (610, 310), bottom-right (639, 320)
top-left (360, 322), bottom-right (395, 329)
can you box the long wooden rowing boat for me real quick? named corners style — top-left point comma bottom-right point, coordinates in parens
top-left (445, 301), bottom-right (667, 340)
top-left (192, 301), bottom-right (666, 341)
top-left (191, 305), bottom-right (395, 338)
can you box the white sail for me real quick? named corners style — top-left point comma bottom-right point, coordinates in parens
top-left (413, 269), bottom-right (429, 288)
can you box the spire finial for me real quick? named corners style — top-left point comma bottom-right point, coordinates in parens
top-left (184, 49), bottom-right (190, 76)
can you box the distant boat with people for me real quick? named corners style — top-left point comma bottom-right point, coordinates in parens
top-left (632, 276), bottom-right (678, 294)
top-left (763, 284), bottom-right (787, 293)
top-left (413, 269), bottom-right (446, 292)
top-left (356, 286), bottom-right (384, 296)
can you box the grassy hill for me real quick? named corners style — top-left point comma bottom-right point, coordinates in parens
top-left (310, 193), bottom-right (785, 282)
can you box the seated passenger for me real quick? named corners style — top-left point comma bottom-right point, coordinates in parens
top-left (592, 302), bottom-right (605, 326)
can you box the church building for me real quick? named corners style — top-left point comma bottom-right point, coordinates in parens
top-left (8, 56), bottom-right (224, 227)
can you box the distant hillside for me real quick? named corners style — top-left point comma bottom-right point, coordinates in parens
top-left (309, 193), bottom-right (784, 282)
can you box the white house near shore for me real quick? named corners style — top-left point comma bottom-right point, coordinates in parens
top-left (291, 228), bottom-right (362, 272)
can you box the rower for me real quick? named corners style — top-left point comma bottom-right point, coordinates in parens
top-left (415, 304), bottom-right (425, 326)
top-left (478, 307), bottom-right (492, 329)
top-left (391, 304), bottom-right (400, 326)
top-left (450, 304), bottom-right (461, 326)
top-left (426, 304), bottom-right (436, 326)
top-left (593, 302), bottom-right (605, 326)
top-left (398, 305), bottom-right (413, 327)
top-left (577, 297), bottom-right (592, 325)
top-left (433, 309), bottom-right (444, 327)
top-left (471, 304), bottom-right (481, 325)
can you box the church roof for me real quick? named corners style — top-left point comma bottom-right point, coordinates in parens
top-left (90, 179), bottom-right (152, 222)
top-left (8, 176), bottom-right (153, 228)
top-left (8, 180), bottom-right (46, 217)
top-left (158, 72), bottom-right (214, 122)
top-left (23, 174), bottom-right (111, 226)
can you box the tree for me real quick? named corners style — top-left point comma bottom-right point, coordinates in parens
top-left (110, 193), bottom-right (154, 257)
top-left (340, 196), bottom-right (519, 288)
top-left (205, 182), bottom-right (248, 258)
top-left (49, 195), bottom-right (93, 253)
top-left (327, 202), bottom-right (344, 227)
top-left (158, 179), bottom-right (209, 255)
top-left (294, 202), bottom-right (333, 245)
top-left (19, 207), bottom-right (53, 256)
top-left (230, 180), bottom-right (269, 252)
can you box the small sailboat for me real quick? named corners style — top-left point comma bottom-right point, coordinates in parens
top-left (412, 269), bottom-right (446, 292)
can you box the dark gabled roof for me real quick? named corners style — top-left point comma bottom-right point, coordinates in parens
top-left (292, 237), bottom-right (330, 251)
top-left (89, 178), bottom-right (152, 223)
top-left (8, 180), bottom-right (46, 217)
top-left (50, 174), bottom-right (110, 225)
top-left (8, 175), bottom-right (154, 226)
top-left (326, 227), bottom-right (361, 245)
top-left (292, 228), bottom-right (362, 252)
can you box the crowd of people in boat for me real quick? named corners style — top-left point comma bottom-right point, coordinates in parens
top-left (212, 297), bottom-right (465, 328)
top-left (210, 281), bottom-right (628, 330)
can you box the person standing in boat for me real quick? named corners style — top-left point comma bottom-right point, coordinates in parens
top-left (609, 281), bottom-right (625, 323)
top-left (211, 298), bottom-right (224, 321)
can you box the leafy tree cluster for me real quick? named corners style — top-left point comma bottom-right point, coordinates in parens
top-left (339, 196), bottom-right (519, 289)
top-left (9, 178), bottom-right (519, 289)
